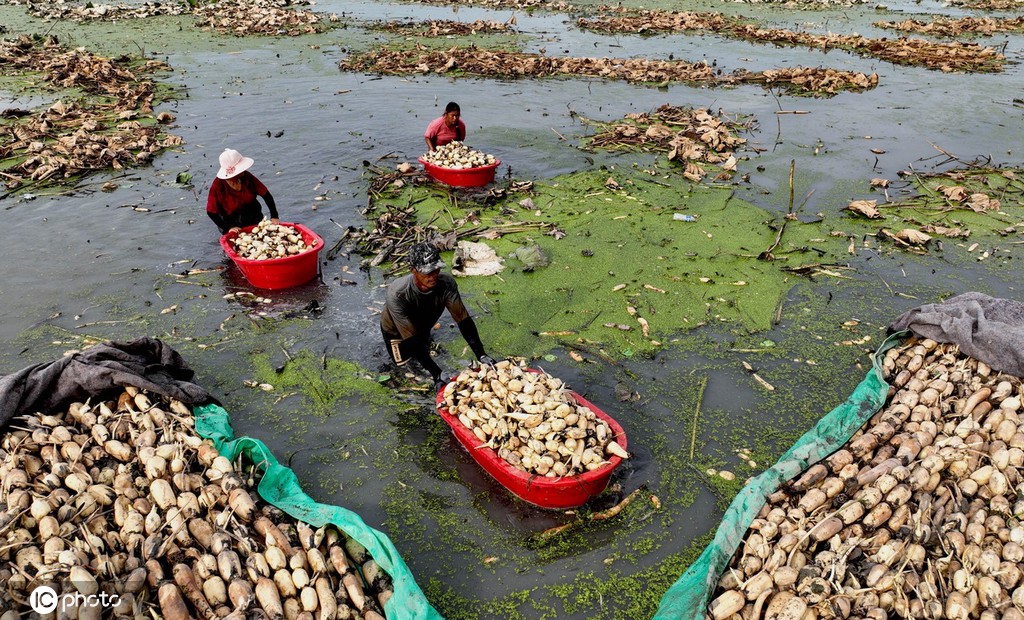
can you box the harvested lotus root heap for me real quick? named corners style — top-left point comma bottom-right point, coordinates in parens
top-left (440, 359), bottom-right (629, 477)
top-left (422, 141), bottom-right (496, 170)
top-left (706, 338), bottom-right (1024, 620)
top-left (231, 220), bottom-right (316, 260)
top-left (0, 387), bottom-right (391, 619)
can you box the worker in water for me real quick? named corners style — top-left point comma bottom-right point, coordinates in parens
top-left (424, 102), bottom-right (466, 152)
top-left (380, 242), bottom-right (495, 391)
top-left (207, 148), bottom-right (279, 234)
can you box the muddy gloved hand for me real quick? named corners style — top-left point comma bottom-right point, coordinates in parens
top-left (432, 372), bottom-right (453, 394)
top-left (479, 355), bottom-right (496, 366)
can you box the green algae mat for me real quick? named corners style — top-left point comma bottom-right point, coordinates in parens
top-left (371, 167), bottom-right (850, 360)
top-left (368, 159), bottom-right (1024, 367)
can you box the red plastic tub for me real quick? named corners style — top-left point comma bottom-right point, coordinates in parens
top-left (436, 374), bottom-right (627, 509)
top-left (419, 157), bottom-right (500, 187)
top-left (219, 222), bottom-right (323, 290)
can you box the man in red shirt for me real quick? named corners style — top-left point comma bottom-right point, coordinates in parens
top-left (424, 102), bottom-right (466, 152)
top-left (206, 148), bottom-right (279, 234)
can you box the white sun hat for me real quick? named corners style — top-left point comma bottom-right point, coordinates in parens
top-left (217, 148), bottom-right (255, 180)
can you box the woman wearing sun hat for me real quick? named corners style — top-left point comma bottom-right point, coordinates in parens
top-left (206, 148), bottom-right (279, 234)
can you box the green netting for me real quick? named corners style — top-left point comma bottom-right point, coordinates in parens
top-left (194, 403), bottom-right (443, 620)
top-left (653, 332), bottom-right (905, 619)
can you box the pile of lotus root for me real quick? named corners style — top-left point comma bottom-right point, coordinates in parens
top-left (707, 338), bottom-right (1024, 620)
top-left (439, 361), bottom-right (629, 478)
top-left (422, 142), bottom-right (497, 170)
top-left (0, 387), bottom-right (391, 619)
top-left (230, 221), bottom-right (317, 261)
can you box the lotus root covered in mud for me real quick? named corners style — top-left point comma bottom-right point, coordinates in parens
top-left (440, 359), bottom-right (628, 478)
top-left (422, 141), bottom-right (496, 170)
top-left (230, 220), bottom-right (317, 261)
top-left (707, 338), bottom-right (1024, 620)
top-left (0, 386), bottom-right (391, 619)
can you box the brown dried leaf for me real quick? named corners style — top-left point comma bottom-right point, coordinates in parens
top-left (921, 224), bottom-right (970, 238)
top-left (683, 162), bottom-right (704, 182)
top-left (937, 184), bottom-right (968, 202)
top-left (966, 193), bottom-right (999, 212)
top-left (894, 228), bottom-right (932, 245)
top-left (845, 199), bottom-right (881, 219)
top-left (644, 124), bottom-right (673, 140)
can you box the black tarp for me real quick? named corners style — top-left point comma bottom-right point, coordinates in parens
top-left (0, 337), bottom-right (210, 430)
top-left (888, 291), bottom-right (1024, 378)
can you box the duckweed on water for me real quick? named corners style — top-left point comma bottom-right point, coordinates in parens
top-left (550, 531), bottom-right (713, 619)
top-left (373, 166), bottom-right (849, 360)
top-left (251, 349), bottom-right (401, 418)
top-left (392, 405), bottom-right (462, 481)
top-left (424, 584), bottom-right (543, 620)
top-left (355, 22), bottom-right (527, 53)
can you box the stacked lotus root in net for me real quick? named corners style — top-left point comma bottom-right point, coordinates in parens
top-left (707, 338), bottom-right (1024, 620)
top-left (0, 388), bottom-right (391, 620)
top-left (230, 220), bottom-right (317, 261)
top-left (439, 359), bottom-right (629, 478)
top-left (421, 141), bottom-right (496, 169)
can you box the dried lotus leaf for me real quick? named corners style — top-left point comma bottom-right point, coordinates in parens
top-left (894, 229), bottom-right (931, 245)
top-left (846, 199), bottom-right (881, 219)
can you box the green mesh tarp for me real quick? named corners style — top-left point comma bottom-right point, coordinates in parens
top-left (653, 333), bottom-right (904, 619)
top-left (194, 403), bottom-right (442, 620)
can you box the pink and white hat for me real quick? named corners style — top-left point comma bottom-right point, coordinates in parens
top-left (217, 148), bottom-right (254, 180)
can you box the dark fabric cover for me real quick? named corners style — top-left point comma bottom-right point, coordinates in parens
top-left (888, 292), bottom-right (1024, 378)
top-left (0, 337), bottom-right (210, 430)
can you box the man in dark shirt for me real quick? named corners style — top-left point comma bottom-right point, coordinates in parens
top-left (380, 243), bottom-right (494, 391)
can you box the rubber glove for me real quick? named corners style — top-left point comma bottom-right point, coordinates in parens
top-left (432, 372), bottom-right (453, 394)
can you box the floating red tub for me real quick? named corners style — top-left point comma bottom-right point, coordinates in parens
top-left (419, 157), bottom-right (500, 187)
top-left (219, 222), bottom-right (323, 290)
top-left (436, 374), bottom-right (627, 509)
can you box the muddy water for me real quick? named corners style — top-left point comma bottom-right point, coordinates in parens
top-left (2, 1), bottom-right (1024, 617)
